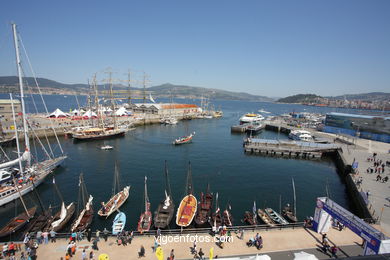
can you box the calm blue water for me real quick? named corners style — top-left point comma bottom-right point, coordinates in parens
top-left (0, 94), bottom-right (359, 235)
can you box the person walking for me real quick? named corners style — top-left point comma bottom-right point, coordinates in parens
top-left (42, 230), bottom-right (49, 244)
top-left (103, 228), bottom-right (109, 242)
top-left (169, 249), bottom-right (175, 260)
top-left (198, 248), bottom-right (204, 260)
top-left (82, 249), bottom-right (87, 260)
top-left (87, 228), bottom-right (92, 242)
top-left (50, 230), bottom-right (57, 243)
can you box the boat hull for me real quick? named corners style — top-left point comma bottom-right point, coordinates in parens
top-left (72, 130), bottom-right (125, 141)
top-left (176, 195), bottom-right (197, 227)
top-left (98, 186), bottom-right (130, 218)
top-left (257, 209), bottom-right (275, 227)
top-left (137, 211), bottom-right (152, 233)
top-left (48, 203), bottom-right (76, 232)
top-left (112, 212), bottom-right (126, 235)
top-left (264, 208), bottom-right (288, 225)
top-left (154, 200), bottom-right (175, 229)
top-left (0, 207), bottom-right (37, 238)
top-left (0, 156), bottom-right (67, 207)
top-left (243, 211), bottom-right (257, 225)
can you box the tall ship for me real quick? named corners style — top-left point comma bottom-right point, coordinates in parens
top-left (176, 162), bottom-right (197, 228)
top-left (154, 161), bottom-right (175, 229)
top-left (71, 74), bottom-right (126, 141)
top-left (0, 24), bottom-right (66, 207)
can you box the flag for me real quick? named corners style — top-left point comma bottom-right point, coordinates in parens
top-left (253, 201), bottom-right (256, 216)
top-left (155, 246), bottom-right (163, 260)
top-left (209, 247), bottom-right (214, 260)
top-left (52, 178), bottom-right (55, 184)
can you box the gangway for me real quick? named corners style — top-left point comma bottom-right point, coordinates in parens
top-left (313, 197), bottom-right (390, 255)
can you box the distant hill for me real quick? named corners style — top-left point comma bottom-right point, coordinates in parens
top-left (277, 94), bottom-right (322, 103)
top-left (329, 92), bottom-right (390, 101)
top-left (0, 76), bottom-right (273, 102)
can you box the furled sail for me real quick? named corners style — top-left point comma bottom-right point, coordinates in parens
top-left (0, 150), bottom-right (30, 169)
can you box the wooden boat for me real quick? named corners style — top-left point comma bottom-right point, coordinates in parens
top-left (98, 163), bottom-right (130, 218)
top-left (71, 174), bottom-right (94, 232)
top-left (72, 127), bottom-right (126, 141)
top-left (0, 207), bottom-right (36, 238)
top-left (176, 162), bottom-right (197, 227)
top-left (222, 205), bottom-right (233, 227)
top-left (264, 208), bottom-right (288, 225)
top-left (243, 211), bottom-right (257, 225)
top-left (173, 132), bottom-right (195, 145)
top-left (243, 201), bottom-right (257, 225)
top-left (44, 177), bottom-right (76, 232)
top-left (112, 212), bottom-right (126, 235)
top-left (195, 184), bottom-right (213, 227)
top-left (209, 192), bottom-right (222, 229)
top-left (154, 161), bottom-right (175, 229)
top-left (48, 202), bottom-right (76, 232)
top-left (137, 177), bottom-right (152, 233)
top-left (22, 209), bottom-right (52, 237)
top-left (282, 178), bottom-right (298, 223)
top-left (257, 209), bottom-right (275, 227)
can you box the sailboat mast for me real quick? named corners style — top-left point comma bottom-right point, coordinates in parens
top-left (10, 93), bottom-right (30, 217)
top-left (12, 23), bottom-right (30, 166)
top-left (108, 71), bottom-right (117, 129)
top-left (164, 160), bottom-right (172, 196)
top-left (143, 72), bottom-right (146, 104)
top-left (127, 69), bottom-right (132, 104)
top-left (292, 178), bottom-right (296, 217)
top-left (144, 176), bottom-right (149, 212)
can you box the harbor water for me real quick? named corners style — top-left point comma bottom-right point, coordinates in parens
top-left (0, 95), bottom-right (361, 234)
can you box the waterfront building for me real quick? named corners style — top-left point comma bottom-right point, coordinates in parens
top-left (323, 112), bottom-right (390, 143)
top-left (0, 99), bottom-right (22, 132)
top-left (129, 103), bottom-right (200, 116)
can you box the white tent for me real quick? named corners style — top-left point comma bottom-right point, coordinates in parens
top-left (82, 110), bottom-right (97, 118)
top-left (48, 108), bottom-right (69, 118)
top-left (114, 107), bottom-right (130, 116)
top-left (293, 251), bottom-right (319, 260)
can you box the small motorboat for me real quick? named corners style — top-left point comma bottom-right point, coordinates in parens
top-left (264, 208), bottom-right (288, 225)
top-left (257, 208), bottom-right (275, 227)
top-left (112, 212), bottom-right (126, 235)
top-left (100, 145), bottom-right (113, 150)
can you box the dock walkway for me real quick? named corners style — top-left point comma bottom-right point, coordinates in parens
top-left (31, 227), bottom-right (361, 259)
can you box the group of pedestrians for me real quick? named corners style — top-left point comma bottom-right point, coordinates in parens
top-left (321, 233), bottom-right (338, 258)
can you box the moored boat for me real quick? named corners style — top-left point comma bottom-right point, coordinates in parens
top-left (239, 113), bottom-right (264, 125)
top-left (176, 162), bottom-right (197, 228)
top-left (282, 178), bottom-right (298, 223)
top-left (257, 209), bottom-right (275, 227)
top-left (264, 208), bottom-right (288, 225)
top-left (154, 161), bottom-right (175, 229)
top-left (222, 204), bottom-right (233, 227)
top-left (195, 184), bottom-right (213, 227)
top-left (243, 201), bottom-right (258, 225)
top-left (98, 163), bottom-right (130, 218)
top-left (49, 202), bottom-right (76, 232)
top-left (71, 174), bottom-right (94, 232)
top-left (209, 192), bottom-right (222, 229)
top-left (112, 212), bottom-right (126, 235)
top-left (137, 177), bottom-right (152, 233)
top-left (0, 207), bottom-right (36, 238)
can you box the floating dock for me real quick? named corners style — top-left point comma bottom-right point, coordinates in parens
top-left (244, 138), bottom-right (340, 159)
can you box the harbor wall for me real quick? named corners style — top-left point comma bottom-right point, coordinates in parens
top-left (333, 149), bottom-right (375, 222)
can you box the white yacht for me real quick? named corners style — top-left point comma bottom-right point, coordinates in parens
top-left (288, 130), bottom-right (314, 142)
top-left (239, 113), bottom-right (265, 125)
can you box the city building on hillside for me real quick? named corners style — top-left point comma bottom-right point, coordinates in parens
top-left (323, 112), bottom-right (390, 143)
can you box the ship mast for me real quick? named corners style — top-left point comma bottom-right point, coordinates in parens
top-left (12, 23), bottom-right (31, 166)
top-left (10, 93), bottom-right (30, 217)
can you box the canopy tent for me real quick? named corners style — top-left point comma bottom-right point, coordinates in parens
top-left (114, 107), bottom-right (131, 116)
top-left (48, 108), bottom-right (69, 118)
top-left (82, 110), bottom-right (97, 118)
top-left (71, 109), bottom-right (85, 116)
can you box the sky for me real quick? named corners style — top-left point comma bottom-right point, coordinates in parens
top-left (0, 0), bottom-right (389, 98)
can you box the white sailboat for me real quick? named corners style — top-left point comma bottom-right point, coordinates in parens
top-left (0, 23), bottom-right (67, 207)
